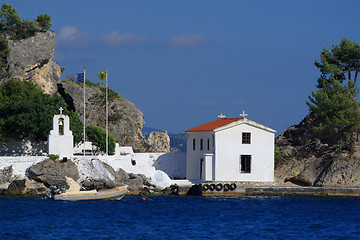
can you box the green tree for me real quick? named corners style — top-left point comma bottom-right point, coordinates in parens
top-left (86, 125), bottom-right (116, 155)
top-left (0, 3), bottom-right (21, 31)
top-left (65, 110), bottom-right (83, 145)
top-left (35, 14), bottom-right (52, 31)
top-left (15, 18), bottom-right (40, 39)
top-left (307, 38), bottom-right (360, 138)
top-left (315, 38), bottom-right (360, 87)
top-left (0, 38), bottom-right (10, 69)
top-left (0, 79), bottom-right (83, 143)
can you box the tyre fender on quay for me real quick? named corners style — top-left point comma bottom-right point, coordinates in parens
top-left (215, 183), bottom-right (223, 191)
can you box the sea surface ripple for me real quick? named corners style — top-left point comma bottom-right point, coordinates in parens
top-left (0, 195), bottom-right (359, 239)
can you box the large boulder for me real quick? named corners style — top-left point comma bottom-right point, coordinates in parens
top-left (124, 173), bottom-right (157, 194)
top-left (27, 158), bottom-right (79, 187)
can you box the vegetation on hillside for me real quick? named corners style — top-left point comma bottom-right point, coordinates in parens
top-left (0, 79), bottom-right (82, 144)
top-left (0, 3), bottom-right (52, 39)
top-left (0, 37), bottom-right (10, 69)
top-left (86, 125), bottom-right (116, 155)
top-left (307, 38), bottom-right (360, 139)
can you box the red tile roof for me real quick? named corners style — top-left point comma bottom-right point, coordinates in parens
top-left (185, 118), bottom-right (243, 132)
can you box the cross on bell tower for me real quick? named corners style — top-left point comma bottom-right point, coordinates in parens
top-left (59, 107), bottom-right (64, 115)
top-left (240, 110), bottom-right (248, 118)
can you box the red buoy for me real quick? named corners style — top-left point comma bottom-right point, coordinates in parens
top-left (142, 197), bottom-right (146, 201)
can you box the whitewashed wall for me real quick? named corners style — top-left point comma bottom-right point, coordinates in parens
top-left (100, 152), bottom-right (186, 179)
top-left (214, 123), bottom-right (274, 182)
top-left (186, 131), bottom-right (214, 180)
top-left (0, 156), bottom-right (47, 177)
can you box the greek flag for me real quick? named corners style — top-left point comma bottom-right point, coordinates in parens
top-left (75, 73), bottom-right (84, 82)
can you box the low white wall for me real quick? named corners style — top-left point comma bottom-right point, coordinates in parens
top-left (0, 156), bottom-right (47, 177)
top-left (0, 152), bottom-right (187, 180)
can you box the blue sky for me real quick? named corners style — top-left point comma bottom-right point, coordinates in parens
top-left (6, 0), bottom-right (360, 135)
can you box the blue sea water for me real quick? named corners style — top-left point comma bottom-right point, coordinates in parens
top-left (0, 195), bottom-right (359, 240)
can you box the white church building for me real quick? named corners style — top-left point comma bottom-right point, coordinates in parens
top-left (185, 113), bottom-right (277, 182)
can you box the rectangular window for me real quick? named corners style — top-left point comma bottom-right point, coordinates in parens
top-left (193, 139), bottom-right (196, 150)
top-left (200, 139), bottom-right (203, 151)
top-left (207, 139), bottom-right (210, 150)
top-left (242, 132), bottom-right (251, 144)
top-left (240, 155), bottom-right (251, 173)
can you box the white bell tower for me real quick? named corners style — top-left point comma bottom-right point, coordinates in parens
top-left (48, 107), bottom-right (74, 159)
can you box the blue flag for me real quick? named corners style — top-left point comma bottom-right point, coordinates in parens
top-left (75, 73), bottom-right (84, 82)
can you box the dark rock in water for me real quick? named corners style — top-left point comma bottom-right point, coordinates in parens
top-left (28, 158), bottom-right (79, 188)
top-left (124, 173), bottom-right (157, 194)
top-left (125, 177), bottom-right (144, 193)
top-left (7, 179), bottom-right (28, 195)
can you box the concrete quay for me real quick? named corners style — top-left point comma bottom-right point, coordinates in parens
top-left (185, 182), bottom-right (360, 197)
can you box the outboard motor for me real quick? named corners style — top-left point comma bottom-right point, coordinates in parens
top-left (43, 187), bottom-right (63, 199)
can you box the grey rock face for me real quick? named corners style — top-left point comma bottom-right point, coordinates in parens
top-left (27, 158), bottom-right (79, 187)
top-left (3, 31), bottom-right (60, 94)
top-left (275, 113), bottom-right (360, 187)
top-left (146, 131), bottom-right (170, 153)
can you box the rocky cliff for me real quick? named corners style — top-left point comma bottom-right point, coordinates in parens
top-left (1, 31), bottom-right (60, 94)
top-left (0, 31), bottom-right (169, 152)
top-left (275, 112), bottom-right (360, 187)
top-left (57, 81), bottom-right (148, 151)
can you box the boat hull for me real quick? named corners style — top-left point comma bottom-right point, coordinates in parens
top-left (54, 186), bottom-right (128, 201)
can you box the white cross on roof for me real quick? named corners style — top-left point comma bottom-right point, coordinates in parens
top-left (218, 113), bottom-right (226, 118)
top-left (240, 110), bottom-right (248, 118)
top-left (59, 107), bottom-right (64, 115)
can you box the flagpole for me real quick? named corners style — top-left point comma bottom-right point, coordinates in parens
top-left (83, 67), bottom-right (86, 157)
top-left (105, 68), bottom-right (108, 156)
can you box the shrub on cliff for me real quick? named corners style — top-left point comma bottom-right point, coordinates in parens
top-left (0, 3), bottom-right (52, 39)
top-left (0, 79), bottom-right (82, 143)
top-left (0, 37), bottom-right (10, 69)
top-left (86, 125), bottom-right (115, 155)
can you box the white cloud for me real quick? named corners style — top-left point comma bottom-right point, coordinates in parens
top-left (56, 26), bottom-right (94, 49)
top-left (100, 31), bottom-right (151, 46)
top-left (56, 26), bottom-right (212, 49)
top-left (233, 99), bottom-right (247, 105)
top-left (196, 100), bottom-right (218, 107)
top-left (168, 34), bottom-right (212, 47)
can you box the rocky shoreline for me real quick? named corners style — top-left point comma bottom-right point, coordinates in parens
top-left (0, 157), bottom-right (180, 196)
